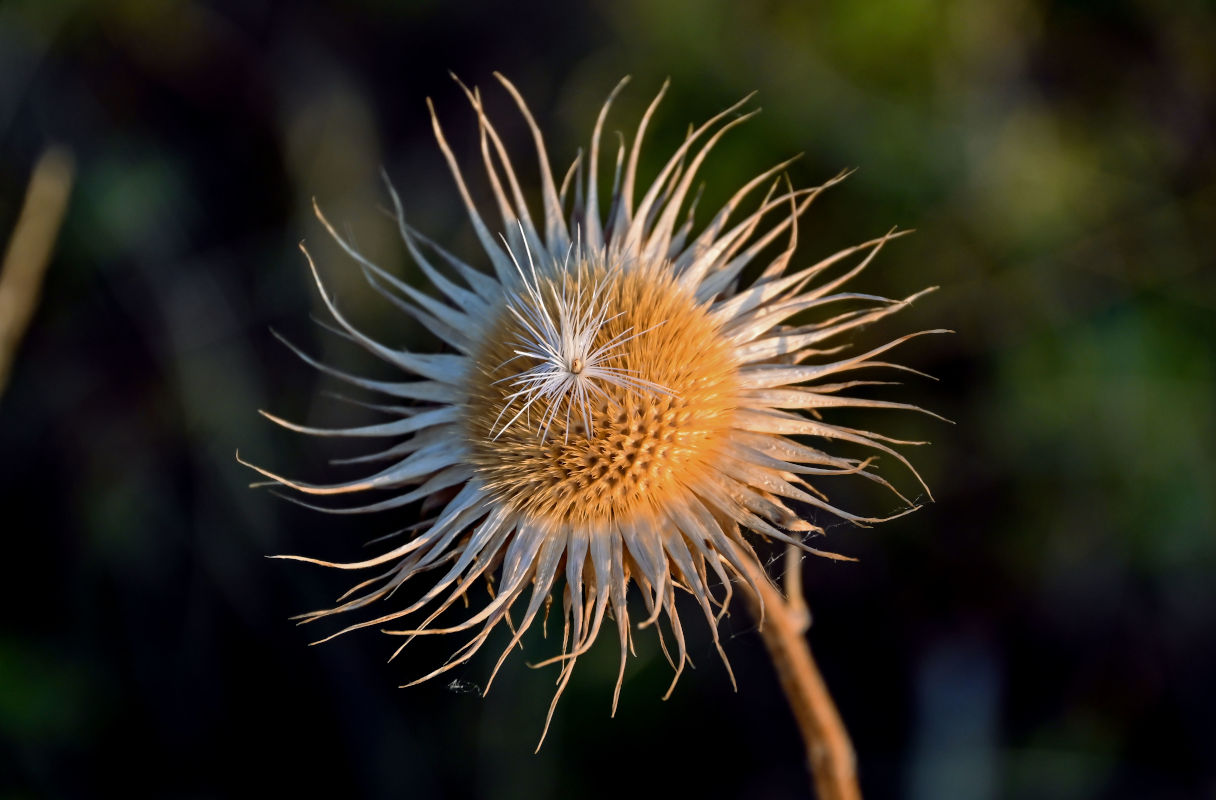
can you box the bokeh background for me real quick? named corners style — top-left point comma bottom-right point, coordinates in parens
top-left (1, 1), bottom-right (1213, 797)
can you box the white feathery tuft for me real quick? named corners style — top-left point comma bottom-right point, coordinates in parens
top-left (489, 226), bottom-right (673, 443)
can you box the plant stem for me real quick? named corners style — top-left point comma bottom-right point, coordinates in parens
top-left (736, 548), bottom-right (862, 800)
top-left (0, 147), bottom-right (73, 398)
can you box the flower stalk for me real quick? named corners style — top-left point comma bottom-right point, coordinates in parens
top-left (736, 543), bottom-right (862, 800)
top-left (0, 147), bottom-right (73, 398)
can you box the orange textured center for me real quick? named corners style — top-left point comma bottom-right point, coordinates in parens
top-left (464, 263), bottom-right (738, 525)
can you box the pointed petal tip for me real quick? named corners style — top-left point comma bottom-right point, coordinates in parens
top-left (900, 286), bottom-right (940, 304)
top-left (234, 450), bottom-right (267, 475)
top-left (491, 71), bottom-right (521, 95)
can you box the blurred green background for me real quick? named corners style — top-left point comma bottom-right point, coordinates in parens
top-left (1, 0), bottom-right (1213, 797)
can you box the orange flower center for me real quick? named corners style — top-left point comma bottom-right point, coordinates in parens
top-left (465, 263), bottom-right (738, 525)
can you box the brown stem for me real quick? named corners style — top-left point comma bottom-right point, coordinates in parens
top-left (736, 548), bottom-right (861, 800)
top-left (0, 147), bottom-right (74, 398)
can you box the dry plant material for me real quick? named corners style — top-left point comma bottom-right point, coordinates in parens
top-left (0, 147), bottom-right (73, 397)
top-left (243, 75), bottom-right (939, 790)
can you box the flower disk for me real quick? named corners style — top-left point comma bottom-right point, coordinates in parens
top-left (468, 263), bottom-right (737, 525)
top-left (241, 73), bottom-right (942, 747)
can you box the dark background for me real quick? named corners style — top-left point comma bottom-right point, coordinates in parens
top-left (2, 1), bottom-right (1214, 798)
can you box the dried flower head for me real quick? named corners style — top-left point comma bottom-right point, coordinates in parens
top-left (242, 74), bottom-right (940, 745)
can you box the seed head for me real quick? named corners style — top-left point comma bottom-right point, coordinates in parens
top-left (241, 74), bottom-right (942, 747)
